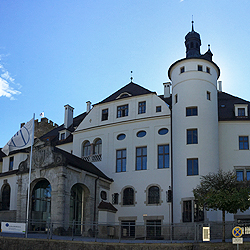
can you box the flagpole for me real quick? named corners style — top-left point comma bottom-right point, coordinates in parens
top-left (25, 113), bottom-right (35, 238)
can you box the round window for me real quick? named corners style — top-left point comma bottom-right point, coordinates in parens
top-left (117, 133), bottom-right (126, 140)
top-left (137, 130), bottom-right (146, 138)
top-left (158, 128), bottom-right (169, 135)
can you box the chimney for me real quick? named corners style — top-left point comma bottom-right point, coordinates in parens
top-left (86, 101), bottom-right (91, 112)
top-left (64, 104), bottom-right (74, 129)
top-left (218, 81), bottom-right (222, 92)
top-left (163, 82), bottom-right (171, 98)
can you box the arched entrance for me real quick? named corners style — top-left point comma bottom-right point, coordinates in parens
top-left (31, 179), bottom-right (51, 231)
top-left (1, 184), bottom-right (10, 210)
top-left (70, 184), bottom-right (85, 235)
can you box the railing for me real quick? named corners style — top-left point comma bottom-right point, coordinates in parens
top-left (82, 154), bottom-right (102, 162)
top-left (1, 220), bottom-right (249, 243)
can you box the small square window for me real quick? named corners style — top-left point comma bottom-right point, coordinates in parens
top-left (238, 108), bottom-right (245, 117)
top-left (207, 91), bottom-right (211, 101)
top-left (180, 67), bottom-right (185, 74)
top-left (198, 65), bottom-right (203, 71)
top-left (102, 109), bottom-right (108, 121)
top-left (156, 106), bottom-right (161, 112)
top-left (206, 67), bottom-right (210, 74)
top-left (117, 104), bottom-right (128, 118)
top-left (60, 133), bottom-right (65, 140)
top-left (186, 107), bottom-right (198, 116)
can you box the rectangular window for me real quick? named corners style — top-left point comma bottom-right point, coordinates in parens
top-left (9, 156), bottom-right (14, 171)
top-left (238, 108), bottom-right (245, 116)
top-left (121, 221), bottom-right (135, 238)
top-left (198, 65), bottom-right (203, 71)
top-left (116, 149), bottom-right (126, 172)
top-left (158, 145), bottom-right (169, 169)
top-left (102, 108), bottom-right (108, 121)
top-left (183, 200), bottom-right (192, 222)
top-left (146, 220), bottom-right (161, 237)
top-left (117, 104), bottom-right (128, 118)
top-left (180, 66), bottom-right (185, 74)
top-left (112, 193), bottom-right (119, 205)
top-left (156, 106), bottom-right (161, 112)
top-left (247, 171), bottom-right (250, 181)
top-left (239, 136), bottom-right (249, 150)
top-left (60, 133), bottom-right (65, 140)
top-left (175, 94), bottom-right (178, 104)
top-left (187, 158), bottom-right (198, 176)
top-left (206, 67), bottom-right (210, 74)
top-left (136, 146), bottom-right (147, 170)
top-left (138, 101), bottom-right (146, 114)
top-left (236, 170), bottom-right (244, 181)
top-left (207, 91), bottom-right (211, 100)
top-left (187, 129), bottom-right (198, 144)
top-left (186, 107), bottom-right (198, 116)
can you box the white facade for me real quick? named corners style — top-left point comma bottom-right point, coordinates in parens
top-left (1, 26), bottom-right (250, 235)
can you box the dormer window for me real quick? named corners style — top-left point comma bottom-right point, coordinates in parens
top-left (61, 133), bottom-right (65, 140)
top-left (234, 104), bottom-right (248, 117)
top-left (59, 130), bottom-right (70, 140)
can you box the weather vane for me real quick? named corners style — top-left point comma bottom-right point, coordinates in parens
top-left (130, 71), bottom-right (133, 82)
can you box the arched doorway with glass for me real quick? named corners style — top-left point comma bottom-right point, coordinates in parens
top-left (70, 183), bottom-right (88, 235)
top-left (31, 179), bottom-right (51, 232)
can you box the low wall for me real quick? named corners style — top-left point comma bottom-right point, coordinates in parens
top-left (0, 237), bottom-right (249, 250)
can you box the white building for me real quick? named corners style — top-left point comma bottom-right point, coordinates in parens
top-left (1, 24), bottom-right (250, 238)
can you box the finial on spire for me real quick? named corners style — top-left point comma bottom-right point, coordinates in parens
top-left (191, 15), bottom-right (194, 31)
top-left (130, 71), bottom-right (133, 82)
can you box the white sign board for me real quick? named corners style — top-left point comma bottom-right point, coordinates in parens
top-left (203, 227), bottom-right (210, 241)
top-left (1, 222), bottom-right (26, 234)
top-left (232, 237), bottom-right (243, 244)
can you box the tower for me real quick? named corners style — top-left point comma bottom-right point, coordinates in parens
top-left (168, 23), bottom-right (220, 223)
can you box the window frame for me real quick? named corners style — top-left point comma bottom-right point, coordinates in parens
top-left (116, 149), bottom-right (126, 172)
top-left (138, 101), bottom-right (146, 114)
top-left (148, 186), bottom-right (160, 205)
top-left (186, 106), bottom-right (198, 116)
top-left (198, 65), bottom-right (203, 71)
top-left (136, 146), bottom-right (147, 170)
top-left (187, 129), bottom-right (198, 144)
top-left (101, 108), bottom-right (109, 121)
top-left (158, 144), bottom-right (169, 169)
top-left (187, 158), bottom-right (199, 176)
top-left (239, 136), bottom-right (249, 150)
top-left (156, 106), bottom-right (162, 112)
top-left (117, 104), bottom-right (129, 118)
top-left (9, 157), bottom-right (14, 171)
top-left (180, 66), bottom-right (185, 74)
top-left (122, 187), bottom-right (135, 206)
top-left (207, 91), bottom-right (211, 101)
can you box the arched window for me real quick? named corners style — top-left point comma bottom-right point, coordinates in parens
top-left (148, 186), bottom-right (160, 205)
top-left (82, 141), bottom-right (91, 160)
top-left (93, 139), bottom-right (102, 155)
top-left (1, 184), bottom-right (10, 210)
top-left (123, 187), bottom-right (134, 205)
top-left (31, 179), bottom-right (51, 231)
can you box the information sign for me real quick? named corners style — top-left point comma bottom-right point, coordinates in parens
top-left (1, 222), bottom-right (26, 234)
top-left (232, 237), bottom-right (243, 244)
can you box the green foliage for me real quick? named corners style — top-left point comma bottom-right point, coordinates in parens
top-left (193, 170), bottom-right (250, 214)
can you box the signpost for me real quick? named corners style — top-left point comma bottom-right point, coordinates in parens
top-left (232, 226), bottom-right (243, 250)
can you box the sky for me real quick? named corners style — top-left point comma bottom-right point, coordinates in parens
top-left (1, 0), bottom-right (250, 147)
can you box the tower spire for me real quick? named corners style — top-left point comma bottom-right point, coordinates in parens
top-left (191, 15), bottom-right (194, 31)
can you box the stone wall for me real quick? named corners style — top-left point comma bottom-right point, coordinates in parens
top-left (0, 237), bottom-right (249, 250)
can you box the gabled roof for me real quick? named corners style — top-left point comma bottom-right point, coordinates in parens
top-left (96, 82), bottom-right (155, 105)
top-left (54, 147), bottom-right (113, 182)
top-left (218, 92), bottom-right (250, 121)
top-left (98, 200), bottom-right (117, 212)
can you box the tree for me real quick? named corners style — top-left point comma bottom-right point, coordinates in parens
top-left (193, 170), bottom-right (250, 242)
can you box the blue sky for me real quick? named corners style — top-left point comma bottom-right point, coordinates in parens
top-left (1, 0), bottom-right (250, 147)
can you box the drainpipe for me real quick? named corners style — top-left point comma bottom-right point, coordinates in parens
top-left (170, 104), bottom-right (173, 225)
